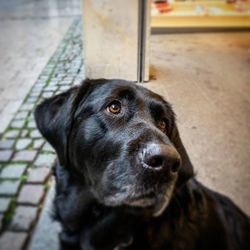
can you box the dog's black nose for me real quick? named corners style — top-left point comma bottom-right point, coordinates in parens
top-left (141, 144), bottom-right (181, 173)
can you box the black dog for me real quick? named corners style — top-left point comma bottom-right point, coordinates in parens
top-left (35, 79), bottom-right (249, 250)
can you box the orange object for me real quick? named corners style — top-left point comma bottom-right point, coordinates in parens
top-left (154, 2), bottom-right (173, 13)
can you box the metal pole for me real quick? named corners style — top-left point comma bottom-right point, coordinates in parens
top-left (82, 0), bottom-right (150, 82)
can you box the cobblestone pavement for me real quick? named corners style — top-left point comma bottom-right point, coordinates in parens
top-left (0, 0), bottom-right (81, 134)
top-left (0, 18), bottom-right (84, 250)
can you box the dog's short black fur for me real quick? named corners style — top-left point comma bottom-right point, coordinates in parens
top-left (35, 79), bottom-right (249, 250)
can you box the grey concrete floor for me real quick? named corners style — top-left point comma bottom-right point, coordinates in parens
top-left (0, 0), bottom-right (81, 134)
top-left (145, 32), bottom-right (250, 214)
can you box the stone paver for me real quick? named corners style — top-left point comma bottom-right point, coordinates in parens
top-left (0, 164), bottom-right (27, 179)
top-left (20, 130), bottom-right (29, 138)
top-left (27, 168), bottom-right (51, 184)
top-left (10, 206), bottom-right (38, 231)
top-left (17, 185), bottom-right (45, 206)
top-left (33, 139), bottom-right (44, 150)
top-left (59, 85), bottom-right (70, 92)
top-left (0, 14), bottom-right (83, 248)
top-left (26, 97), bottom-right (37, 104)
top-left (44, 86), bottom-right (58, 92)
top-left (0, 232), bottom-right (27, 250)
top-left (0, 150), bottom-right (13, 162)
top-left (4, 130), bottom-right (20, 139)
top-left (34, 154), bottom-right (56, 168)
top-left (10, 120), bottom-right (26, 129)
top-left (29, 130), bottom-right (41, 139)
top-left (13, 150), bottom-right (37, 162)
top-left (41, 142), bottom-right (54, 153)
top-left (19, 104), bottom-right (34, 111)
top-left (42, 93), bottom-right (52, 98)
top-left (15, 139), bottom-right (32, 151)
top-left (15, 111), bottom-right (29, 120)
top-left (27, 121), bottom-right (37, 129)
top-left (0, 198), bottom-right (11, 213)
top-left (0, 180), bottom-right (20, 196)
top-left (0, 140), bottom-right (15, 149)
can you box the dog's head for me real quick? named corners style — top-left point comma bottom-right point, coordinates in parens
top-left (35, 79), bottom-right (193, 216)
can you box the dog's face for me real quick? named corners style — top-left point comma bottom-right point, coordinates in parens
top-left (35, 79), bottom-right (193, 216)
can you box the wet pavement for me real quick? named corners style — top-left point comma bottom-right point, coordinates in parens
top-left (0, 1), bottom-right (82, 249)
top-left (0, 0), bottom-right (81, 134)
top-left (0, 17), bottom-right (83, 249)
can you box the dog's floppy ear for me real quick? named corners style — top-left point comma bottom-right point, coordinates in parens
top-left (34, 79), bottom-right (95, 165)
top-left (171, 126), bottom-right (194, 187)
top-left (34, 87), bottom-right (78, 165)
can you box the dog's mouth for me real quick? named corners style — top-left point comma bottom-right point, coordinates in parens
top-left (123, 183), bottom-right (176, 217)
top-left (96, 163), bottom-right (178, 216)
top-left (124, 192), bottom-right (156, 207)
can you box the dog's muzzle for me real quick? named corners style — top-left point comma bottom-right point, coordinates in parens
top-left (124, 143), bottom-right (181, 216)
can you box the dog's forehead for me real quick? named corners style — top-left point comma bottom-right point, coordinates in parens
top-left (88, 81), bottom-right (166, 105)
top-left (89, 81), bottom-right (136, 98)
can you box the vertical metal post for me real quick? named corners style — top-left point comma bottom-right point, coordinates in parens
top-left (82, 0), bottom-right (150, 82)
top-left (138, 0), bottom-right (150, 83)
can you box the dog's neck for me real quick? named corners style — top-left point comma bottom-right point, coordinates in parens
top-left (54, 164), bottom-right (210, 250)
top-left (164, 179), bottom-right (208, 219)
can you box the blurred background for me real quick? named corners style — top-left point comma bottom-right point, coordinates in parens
top-left (0, 0), bottom-right (249, 249)
top-left (152, 0), bottom-right (250, 29)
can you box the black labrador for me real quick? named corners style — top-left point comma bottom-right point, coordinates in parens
top-left (35, 79), bottom-right (249, 250)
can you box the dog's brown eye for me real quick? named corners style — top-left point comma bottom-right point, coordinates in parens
top-left (106, 101), bottom-right (121, 114)
top-left (158, 120), bottom-right (166, 131)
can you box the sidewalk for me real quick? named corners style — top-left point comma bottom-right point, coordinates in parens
top-left (0, 18), bottom-right (83, 250)
top-left (0, 0), bottom-right (83, 248)
top-left (0, 0), bottom-right (81, 134)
